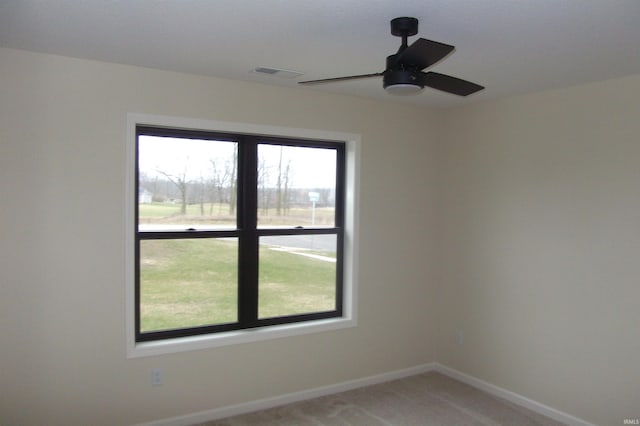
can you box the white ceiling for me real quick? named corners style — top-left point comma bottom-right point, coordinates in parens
top-left (1, 0), bottom-right (640, 108)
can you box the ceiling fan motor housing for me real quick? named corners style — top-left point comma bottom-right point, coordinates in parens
top-left (384, 53), bottom-right (424, 93)
top-left (383, 69), bottom-right (424, 91)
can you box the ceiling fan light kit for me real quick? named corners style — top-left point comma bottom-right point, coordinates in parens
top-left (383, 70), bottom-right (424, 95)
top-left (299, 16), bottom-right (484, 97)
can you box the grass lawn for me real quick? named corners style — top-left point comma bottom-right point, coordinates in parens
top-left (138, 202), bottom-right (335, 226)
top-left (140, 238), bottom-right (336, 332)
top-left (258, 245), bottom-right (336, 319)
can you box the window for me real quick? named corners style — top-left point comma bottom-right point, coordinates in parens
top-left (127, 116), bottom-right (358, 354)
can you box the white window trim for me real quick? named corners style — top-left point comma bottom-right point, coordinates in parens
top-left (125, 113), bottom-right (360, 358)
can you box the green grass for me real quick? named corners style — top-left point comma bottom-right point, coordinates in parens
top-left (258, 246), bottom-right (336, 319)
top-left (140, 239), bottom-right (238, 331)
top-left (139, 202), bottom-right (182, 218)
top-left (140, 238), bottom-right (336, 332)
top-left (138, 203), bottom-right (235, 222)
top-left (139, 202), bottom-right (335, 226)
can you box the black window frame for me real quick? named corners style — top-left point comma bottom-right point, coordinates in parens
top-left (135, 125), bottom-right (346, 342)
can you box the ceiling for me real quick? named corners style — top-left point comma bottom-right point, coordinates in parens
top-left (1, 0), bottom-right (640, 108)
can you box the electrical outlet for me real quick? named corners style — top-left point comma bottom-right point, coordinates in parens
top-left (151, 368), bottom-right (163, 386)
top-left (455, 330), bottom-right (464, 346)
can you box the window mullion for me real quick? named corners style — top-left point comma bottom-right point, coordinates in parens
top-left (237, 137), bottom-right (259, 326)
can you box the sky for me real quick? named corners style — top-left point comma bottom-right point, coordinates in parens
top-left (138, 135), bottom-right (337, 189)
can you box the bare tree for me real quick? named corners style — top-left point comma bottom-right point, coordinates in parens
top-left (209, 158), bottom-right (230, 214)
top-left (318, 188), bottom-right (333, 207)
top-left (157, 164), bottom-right (189, 215)
top-left (283, 161), bottom-right (292, 214)
top-left (208, 145), bottom-right (237, 216)
top-left (228, 144), bottom-right (237, 215)
top-left (198, 175), bottom-right (205, 216)
top-left (275, 147), bottom-right (293, 216)
top-left (258, 153), bottom-right (271, 215)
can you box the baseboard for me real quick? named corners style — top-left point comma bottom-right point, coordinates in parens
top-left (434, 364), bottom-right (596, 426)
top-left (138, 362), bottom-right (595, 426)
top-left (137, 363), bottom-right (438, 426)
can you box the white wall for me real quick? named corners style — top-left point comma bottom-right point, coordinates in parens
top-left (437, 74), bottom-right (640, 425)
top-left (0, 48), bottom-right (441, 425)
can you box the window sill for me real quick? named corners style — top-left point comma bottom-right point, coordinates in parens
top-left (127, 316), bottom-right (356, 358)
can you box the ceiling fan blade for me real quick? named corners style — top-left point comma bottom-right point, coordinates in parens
top-left (299, 72), bottom-right (383, 85)
top-left (422, 71), bottom-right (484, 96)
top-left (395, 38), bottom-right (455, 70)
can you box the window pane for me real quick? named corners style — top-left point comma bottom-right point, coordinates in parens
top-left (139, 238), bottom-right (238, 332)
top-left (138, 136), bottom-right (238, 231)
top-left (257, 144), bottom-right (336, 228)
top-left (258, 234), bottom-right (337, 319)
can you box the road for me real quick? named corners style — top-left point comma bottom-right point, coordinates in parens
top-left (260, 234), bottom-right (336, 252)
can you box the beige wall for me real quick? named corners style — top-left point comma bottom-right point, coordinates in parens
top-left (2, 46), bottom-right (639, 425)
top-left (0, 48), bottom-right (440, 425)
top-left (437, 75), bottom-right (640, 425)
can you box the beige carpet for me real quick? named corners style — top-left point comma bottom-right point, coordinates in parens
top-left (198, 372), bottom-right (566, 425)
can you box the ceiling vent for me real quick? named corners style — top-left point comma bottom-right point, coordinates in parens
top-left (251, 67), bottom-right (304, 79)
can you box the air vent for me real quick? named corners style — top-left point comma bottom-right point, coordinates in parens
top-left (251, 67), bottom-right (304, 79)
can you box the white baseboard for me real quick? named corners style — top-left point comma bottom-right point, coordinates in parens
top-left (434, 364), bottom-right (596, 426)
top-left (138, 362), bottom-right (594, 426)
top-left (137, 363), bottom-right (437, 426)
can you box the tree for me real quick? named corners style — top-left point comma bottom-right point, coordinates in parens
top-left (157, 165), bottom-right (189, 215)
top-left (209, 158), bottom-right (229, 214)
top-left (208, 145), bottom-right (237, 216)
top-left (275, 147), bottom-right (283, 216)
top-left (283, 161), bottom-right (292, 214)
top-left (228, 144), bottom-right (237, 215)
top-left (275, 146), bottom-right (293, 216)
top-left (318, 188), bottom-right (333, 207)
top-left (258, 153), bottom-right (271, 215)
top-left (198, 175), bottom-right (205, 216)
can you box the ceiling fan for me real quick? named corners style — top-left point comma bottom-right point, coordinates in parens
top-left (299, 17), bottom-right (484, 96)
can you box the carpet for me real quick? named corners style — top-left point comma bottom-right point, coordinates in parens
top-left (198, 371), bottom-right (565, 425)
